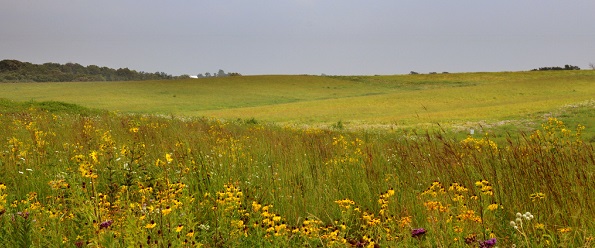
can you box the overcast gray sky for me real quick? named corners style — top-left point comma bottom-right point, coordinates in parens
top-left (2, 1), bottom-right (595, 76)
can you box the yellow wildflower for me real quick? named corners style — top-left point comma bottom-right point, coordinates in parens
top-left (398, 216), bottom-right (412, 228)
top-left (487, 203), bottom-right (499, 211)
top-left (530, 192), bottom-right (546, 201)
top-left (161, 207), bottom-right (172, 216)
top-left (145, 221), bottom-right (157, 229)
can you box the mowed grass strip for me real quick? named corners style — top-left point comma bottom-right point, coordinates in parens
top-left (0, 71), bottom-right (594, 126)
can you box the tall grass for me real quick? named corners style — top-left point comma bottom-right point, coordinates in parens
top-left (0, 101), bottom-right (594, 247)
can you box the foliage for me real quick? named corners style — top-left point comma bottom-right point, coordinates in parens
top-left (0, 59), bottom-right (178, 82)
top-left (530, 64), bottom-right (581, 71)
top-left (197, 70), bottom-right (241, 78)
top-left (0, 101), bottom-right (594, 247)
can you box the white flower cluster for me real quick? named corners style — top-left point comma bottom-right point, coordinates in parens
top-left (510, 211), bottom-right (534, 229)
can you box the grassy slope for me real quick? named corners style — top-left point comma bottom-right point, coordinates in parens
top-left (0, 70), bottom-right (593, 130)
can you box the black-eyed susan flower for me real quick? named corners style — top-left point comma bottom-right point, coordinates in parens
top-left (487, 203), bottom-right (499, 211)
top-left (145, 220), bottom-right (157, 229)
top-left (161, 206), bottom-right (172, 216)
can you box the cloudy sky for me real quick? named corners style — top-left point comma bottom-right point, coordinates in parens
top-left (2, 1), bottom-right (595, 76)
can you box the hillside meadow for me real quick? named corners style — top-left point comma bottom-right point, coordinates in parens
top-left (1, 70), bottom-right (594, 131)
top-left (0, 70), bottom-right (594, 247)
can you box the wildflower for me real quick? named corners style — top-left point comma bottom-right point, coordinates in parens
top-left (145, 221), bottom-right (157, 229)
top-left (399, 216), bottom-right (412, 228)
top-left (99, 220), bottom-right (113, 229)
top-left (465, 234), bottom-right (477, 245)
top-left (522, 212), bottom-right (534, 220)
top-left (161, 206), bottom-right (172, 216)
top-left (475, 180), bottom-right (494, 196)
top-left (457, 209), bottom-right (482, 223)
top-left (74, 240), bottom-right (85, 248)
top-left (558, 227), bottom-right (572, 233)
top-left (530, 192), bottom-right (546, 201)
top-left (252, 201), bottom-right (262, 212)
top-left (186, 229), bottom-right (195, 237)
top-left (272, 215), bottom-right (281, 222)
top-left (479, 238), bottom-right (497, 248)
top-left (16, 211), bottom-right (30, 219)
top-left (411, 228), bottom-right (427, 238)
top-left (387, 188), bottom-right (395, 196)
top-left (175, 224), bottom-right (184, 233)
top-left (487, 203), bottom-right (499, 211)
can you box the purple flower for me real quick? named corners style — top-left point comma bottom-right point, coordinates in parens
top-left (99, 220), bottom-right (113, 229)
top-left (411, 228), bottom-right (427, 238)
top-left (74, 240), bottom-right (85, 248)
top-left (479, 238), bottom-right (497, 248)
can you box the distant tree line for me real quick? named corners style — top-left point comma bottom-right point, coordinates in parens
top-left (195, 69), bottom-right (241, 78)
top-left (0, 59), bottom-right (181, 82)
top-left (531, 64), bottom-right (581, 71)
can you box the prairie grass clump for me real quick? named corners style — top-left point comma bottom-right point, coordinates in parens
top-left (0, 102), bottom-right (593, 246)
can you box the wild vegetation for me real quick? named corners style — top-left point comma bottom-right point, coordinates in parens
top-left (0, 99), bottom-right (593, 247)
top-left (0, 59), bottom-right (178, 82)
top-left (530, 64), bottom-right (581, 71)
top-left (0, 69), bottom-right (594, 247)
top-left (0, 60), bottom-right (240, 83)
top-left (1, 70), bottom-right (594, 137)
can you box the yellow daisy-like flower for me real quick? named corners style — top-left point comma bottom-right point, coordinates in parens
top-left (175, 225), bottom-right (184, 233)
top-left (145, 221), bottom-right (157, 229)
top-left (398, 216), bottom-right (412, 228)
top-left (161, 207), bottom-right (172, 216)
top-left (186, 230), bottom-right (194, 237)
top-left (165, 153), bottom-right (173, 164)
top-left (387, 188), bottom-right (395, 196)
top-left (487, 203), bottom-right (499, 211)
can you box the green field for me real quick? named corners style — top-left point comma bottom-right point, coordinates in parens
top-left (1, 70), bottom-right (594, 127)
top-left (1, 70), bottom-right (595, 247)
